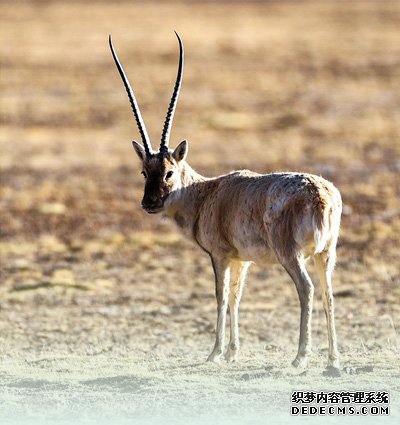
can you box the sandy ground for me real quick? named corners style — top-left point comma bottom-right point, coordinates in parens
top-left (0, 1), bottom-right (399, 424)
top-left (1, 235), bottom-right (399, 424)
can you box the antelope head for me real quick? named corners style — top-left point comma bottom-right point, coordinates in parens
top-left (109, 32), bottom-right (188, 214)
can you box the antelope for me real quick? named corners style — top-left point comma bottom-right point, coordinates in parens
top-left (109, 33), bottom-right (342, 373)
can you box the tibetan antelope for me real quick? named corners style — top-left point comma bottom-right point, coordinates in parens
top-left (109, 33), bottom-right (342, 372)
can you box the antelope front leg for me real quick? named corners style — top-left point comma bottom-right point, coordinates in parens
top-left (207, 257), bottom-right (230, 363)
top-left (283, 257), bottom-right (314, 369)
top-left (225, 261), bottom-right (249, 362)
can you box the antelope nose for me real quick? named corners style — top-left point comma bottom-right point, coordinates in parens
top-left (142, 195), bottom-right (158, 208)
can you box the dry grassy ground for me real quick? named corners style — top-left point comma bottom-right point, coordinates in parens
top-left (0, 1), bottom-right (399, 424)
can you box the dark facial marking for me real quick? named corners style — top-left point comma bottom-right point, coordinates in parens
top-left (140, 153), bottom-right (177, 213)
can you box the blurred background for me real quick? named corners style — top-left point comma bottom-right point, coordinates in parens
top-left (1, 1), bottom-right (399, 245)
top-left (0, 1), bottom-right (399, 422)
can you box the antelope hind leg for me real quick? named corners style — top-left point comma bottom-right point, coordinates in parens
top-left (314, 251), bottom-right (340, 370)
top-left (283, 256), bottom-right (314, 369)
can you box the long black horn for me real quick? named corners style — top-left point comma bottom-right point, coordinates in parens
top-left (109, 35), bottom-right (153, 156)
top-left (159, 31), bottom-right (184, 154)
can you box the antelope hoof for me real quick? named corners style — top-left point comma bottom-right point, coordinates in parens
top-left (225, 348), bottom-right (239, 362)
top-left (327, 356), bottom-right (340, 369)
top-left (207, 350), bottom-right (223, 363)
top-left (323, 366), bottom-right (341, 378)
top-left (292, 355), bottom-right (309, 369)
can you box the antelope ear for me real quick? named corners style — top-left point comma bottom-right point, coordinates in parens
top-left (132, 141), bottom-right (146, 161)
top-left (172, 140), bottom-right (188, 162)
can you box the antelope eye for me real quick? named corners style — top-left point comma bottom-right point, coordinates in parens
top-left (141, 171), bottom-right (147, 178)
top-left (165, 171), bottom-right (174, 180)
